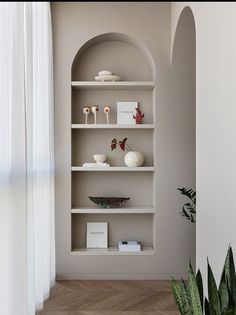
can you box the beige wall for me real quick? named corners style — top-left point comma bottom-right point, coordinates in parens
top-left (172, 2), bottom-right (236, 284)
top-left (52, 1), bottom-right (196, 279)
top-left (170, 5), bottom-right (196, 264)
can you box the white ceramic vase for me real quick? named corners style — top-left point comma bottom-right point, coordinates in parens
top-left (93, 154), bottom-right (106, 163)
top-left (124, 151), bottom-right (144, 167)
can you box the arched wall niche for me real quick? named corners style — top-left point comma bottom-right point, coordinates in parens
top-left (171, 6), bottom-right (196, 64)
top-left (71, 32), bottom-right (155, 81)
top-left (170, 5), bottom-right (196, 267)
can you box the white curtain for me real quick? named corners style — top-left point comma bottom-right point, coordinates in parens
top-left (0, 2), bottom-right (55, 315)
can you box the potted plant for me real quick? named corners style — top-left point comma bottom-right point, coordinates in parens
top-left (178, 188), bottom-right (196, 223)
top-left (111, 137), bottom-right (144, 167)
top-left (171, 246), bottom-right (236, 315)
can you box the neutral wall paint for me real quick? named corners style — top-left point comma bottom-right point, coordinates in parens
top-left (52, 2), bottom-right (196, 279)
top-left (171, 5), bottom-right (196, 265)
top-left (172, 2), bottom-right (236, 284)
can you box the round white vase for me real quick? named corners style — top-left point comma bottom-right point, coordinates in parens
top-left (124, 151), bottom-right (144, 167)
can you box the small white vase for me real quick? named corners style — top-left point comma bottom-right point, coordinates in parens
top-left (93, 154), bottom-right (106, 163)
top-left (124, 151), bottom-right (144, 167)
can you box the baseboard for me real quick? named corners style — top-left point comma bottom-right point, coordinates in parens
top-left (56, 272), bottom-right (187, 280)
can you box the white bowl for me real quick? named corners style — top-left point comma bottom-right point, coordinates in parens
top-left (98, 70), bottom-right (113, 76)
top-left (95, 75), bottom-right (121, 82)
top-left (93, 154), bottom-right (106, 163)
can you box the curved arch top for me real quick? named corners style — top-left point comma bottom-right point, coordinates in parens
top-left (171, 6), bottom-right (196, 64)
top-left (71, 32), bottom-right (156, 81)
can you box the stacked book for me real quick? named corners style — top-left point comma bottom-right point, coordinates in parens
top-left (82, 162), bottom-right (110, 168)
top-left (118, 241), bottom-right (141, 252)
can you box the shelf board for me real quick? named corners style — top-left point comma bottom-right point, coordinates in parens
top-left (71, 81), bottom-right (155, 90)
top-left (71, 207), bottom-right (156, 214)
top-left (72, 124), bottom-right (155, 129)
top-left (71, 166), bottom-right (155, 172)
top-left (71, 246), bottom-right (154, 256)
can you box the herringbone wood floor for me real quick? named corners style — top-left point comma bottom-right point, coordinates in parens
top-left (37, 280), bottom-right (178, 315)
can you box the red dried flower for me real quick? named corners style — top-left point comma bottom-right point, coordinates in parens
top-left (110, 137), bottom-right (132, 152)
top-left (119, 138), bottom-right (127, 151)
top-left (111, 138), bottom-right (117, 151)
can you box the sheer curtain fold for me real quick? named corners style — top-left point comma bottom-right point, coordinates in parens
top-left (0, 2), bottom-right (55, 315)
top-left (31, 2), bottom-right (55, 310)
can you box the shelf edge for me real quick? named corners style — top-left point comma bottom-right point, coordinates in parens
top-left (71, 246), bottom-right (155, 256)
top-left (71, 208), bottom-right (156, 214)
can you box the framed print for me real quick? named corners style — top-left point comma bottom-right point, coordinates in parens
top-left (117, 101), bottom-right (138, 125)
top-left (86, 222), bottom-right (108, 248)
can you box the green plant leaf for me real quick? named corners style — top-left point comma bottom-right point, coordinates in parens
top-left (196, 269), bottom-right (204, 311)
top-left (171, 279), bottom-right (185, 315)
top-left (184, 202), bottom-right (194, 209)
top-left (222, 247), bottom-right (230, 283)
top-left (205, 297), bottom-right (210, 315)
top-left (221, 247), bottom-right (236, 308)
top-left (178, 188), bottom-right (196, 223)
top-left (219, 278), bottom-right (229, 314)
top-left (171, 245), bottom-right (235, 315)
top-left (208, 260), bottom-right (221, 315)
top-left (181, 207), bottom-right (191, 220)
top-left (181, 280), bottom-right (194, 315)
top-left (225, 305), bottom-right (235, 315)
top-left (229, 247), bottom-right (236, 304)
top-left (188, 263), bottom-right (202, 315)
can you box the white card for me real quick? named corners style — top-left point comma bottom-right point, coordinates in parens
top-left (86, 222), bottom-right (108, 248)
top-left (117, 101), bottom-right (138, 125)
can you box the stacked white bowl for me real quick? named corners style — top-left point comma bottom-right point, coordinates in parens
top-left (95, 70), bottom-right (121, 82)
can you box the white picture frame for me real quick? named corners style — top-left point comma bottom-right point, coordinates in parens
top-left (117, 101), bottom-right (138, 125)
top-left (86, 222), bottom-right (108, 248)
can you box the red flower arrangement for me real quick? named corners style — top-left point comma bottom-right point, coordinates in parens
top-left (111, 138), bottom-right (133, 152)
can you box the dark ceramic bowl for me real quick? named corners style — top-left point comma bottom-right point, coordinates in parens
top-left (89, 196), bottom-right (130, 208)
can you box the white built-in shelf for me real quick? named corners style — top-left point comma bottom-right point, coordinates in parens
top-left (71, 207), bottom-right (156, 214)
top-left (71, 81), bottom-right (155, 90)
top-left (71, 166), bottom-right (155, 172)
top-left (72, 124), bottom-right (155, 129)
top-left (71, 246), bottom-right (154, 256)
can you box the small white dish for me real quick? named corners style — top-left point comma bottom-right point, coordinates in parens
top-left (95, 75), bottom-right (121, 82)
top-left (98, 70), bottom-right (113, 76)
top-left (93, 154), bottom-right (106, 163)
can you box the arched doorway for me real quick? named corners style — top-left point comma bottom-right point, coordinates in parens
top-left (171, 6), bottom-right (196, 268)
